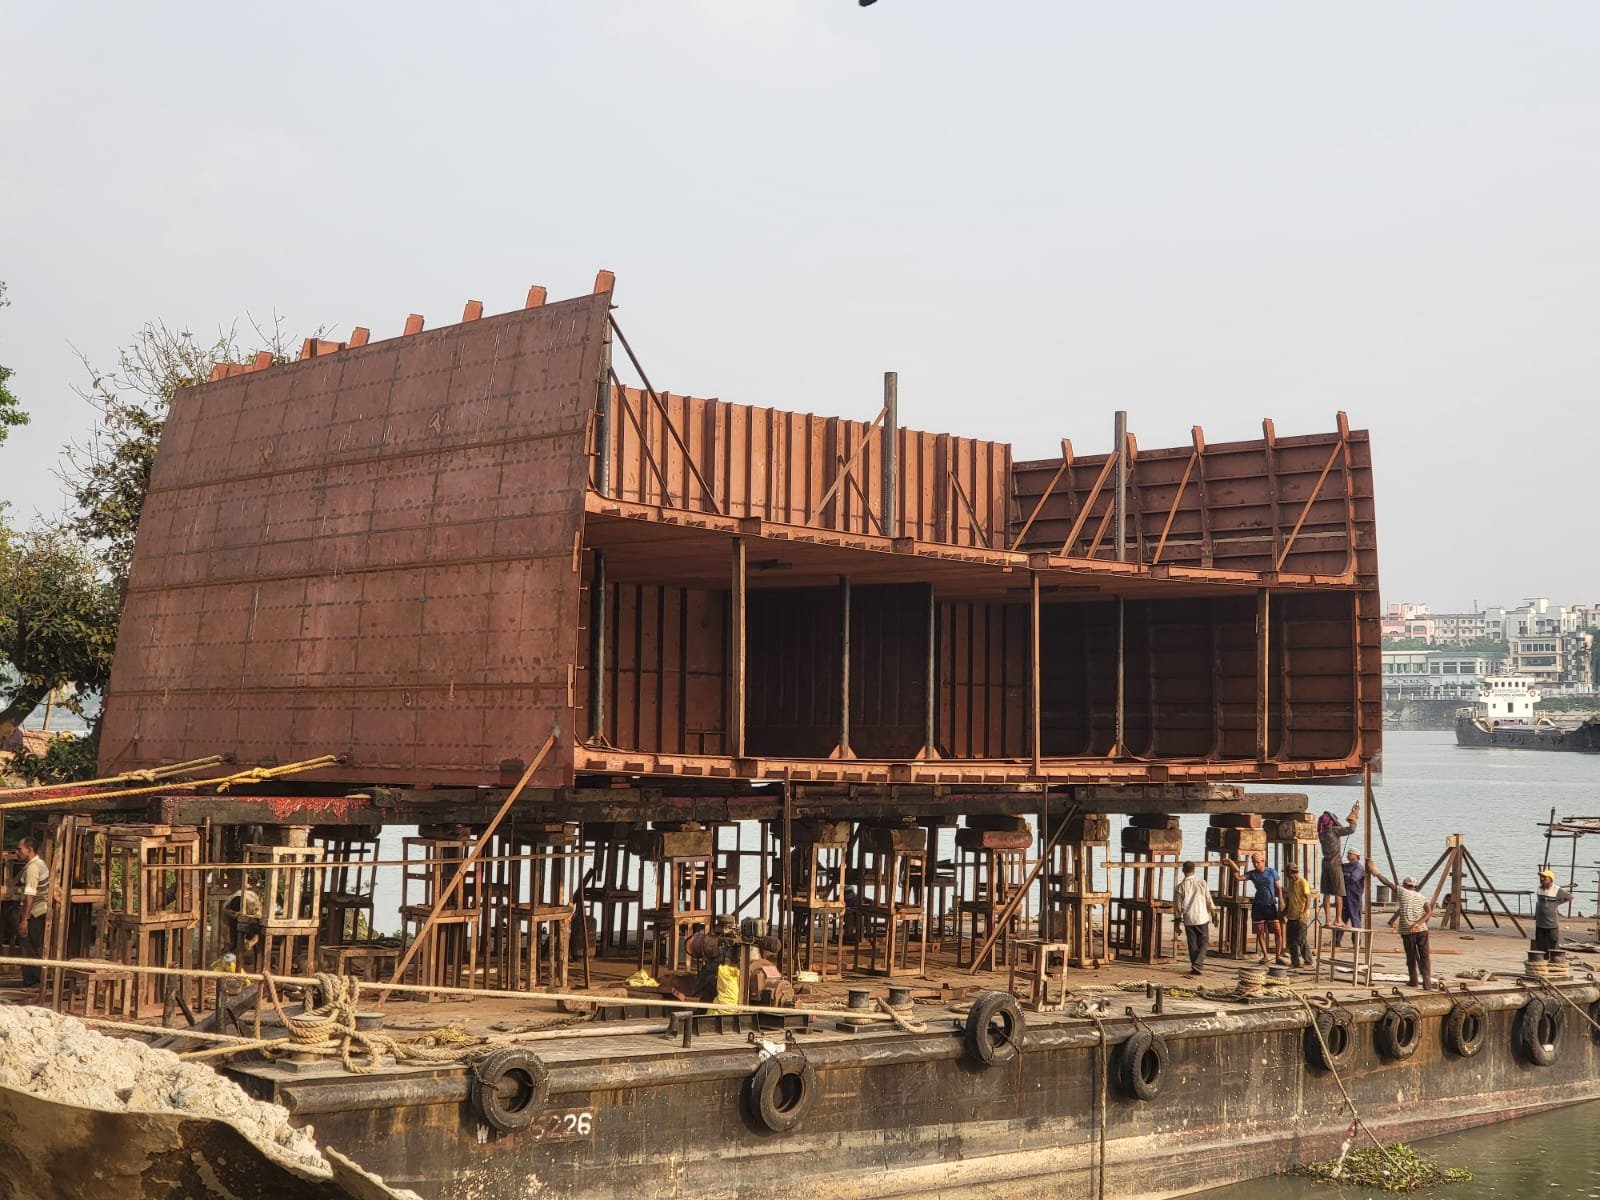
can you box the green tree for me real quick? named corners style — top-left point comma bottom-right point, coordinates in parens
top-left (0, 282), bottom-right (30, 446)
top-left (63, 321), bottom-right (256, 581)
top-left (0, 525), bottom-right (121, 742)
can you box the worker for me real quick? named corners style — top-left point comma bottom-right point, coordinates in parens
top-left (1533, 868), bottom-right (1572, 953)
top-left (17, 838), bottom-right (49, 987)
top-left (1318, 805), bottom-right (1360, 929)
top-left (1173, 861), bottom-right (1218, 978)
top-left (1333, 849), bottom-right (1365, 947)
top-left (1367, 862), bottom-right (1434, 988)
top-left (1281, 862), bottom-right (1314, 969)
top-left (1225, 853), bottom-right (1284, 965)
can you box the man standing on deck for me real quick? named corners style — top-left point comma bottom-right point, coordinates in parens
top-left (1174, 861), bottom-right (1218, 977)
top-left (1226, 853), bottom-right (1284, 965)
top-left (1281, 862), bottom-right (1314, 968)
top-left (16, 838), bottom-right (49, 987)
top-left (1318, 805), bottom-right (1360, 930)
top-left (1534, 869), bottom-right (1572, 952)
top-left (1333, 850), bottom-right (1366, 948)
top-left (1368, 862), bottom-right (1433, 987)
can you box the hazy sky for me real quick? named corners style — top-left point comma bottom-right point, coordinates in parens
top-left (3, 2), bottom-right (1596, 612)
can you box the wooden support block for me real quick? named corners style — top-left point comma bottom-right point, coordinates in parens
top-left (1208, 813), bottom-right (1264, 829)
top-left (1121, 826), bottom-right (1183, 853)
top-left (1128, 813), bottom-right (1180, 830)
top-left (1271, 816), bottom-right (1317, 842)
top-left (956, 827), bottom-right (1033, 851)
top-left (1052, 813), bottom-right (1111, 842)
top-left (965, 814), bottom-right (1029, 833)
top-left (1205, 827), bottom-right (1267, 855)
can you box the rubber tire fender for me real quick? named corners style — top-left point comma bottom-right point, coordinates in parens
top-left (964, 991), bottom-right (1025, 1067)
top-left (1375, 1001), bottom-right (1423, 1061)
top-left (1589, 999), bottom-right (1600, 1044)
top-left (1305, 1008), bottom-right (1354, 1071)
top-left (1443, 997), bottom-right (1487, 1058)
top-left (747, 1050), bottom-right (818, 1133)
top-left (471, 1048), bottom-right (550, 1133)
top-left (1514, 996), bottom-right (1562, 1067)
top-left (1114, 1029), bottom-right (1169, 1101)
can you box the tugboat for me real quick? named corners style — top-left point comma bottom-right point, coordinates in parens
top-left (1455, 675), bottom-right (1600, 751)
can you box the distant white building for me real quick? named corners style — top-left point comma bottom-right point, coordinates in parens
top-left (1381, 649), bottom-right (1505, 699)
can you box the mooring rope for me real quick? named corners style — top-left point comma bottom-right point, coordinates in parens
top-left (1085, 1008), bottom-right (1109, 1200)
top-left (1293, 993), bottom-right (1402, 1171)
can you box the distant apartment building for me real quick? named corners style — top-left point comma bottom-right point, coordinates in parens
top-left (1427, 611), bottom-right (1489, 645)
top-left (1508, 630), bottom-right (1594, 690)
top-left (1383, 599), bottom-right (1598, 685)
top-left (1381, 649), bottom-right (1505, 699)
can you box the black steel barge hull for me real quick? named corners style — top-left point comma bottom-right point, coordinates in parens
top-left (1455, 717), bottom-right (1600, 751)
top-left (232, 984), bottom-right (1600, 1200)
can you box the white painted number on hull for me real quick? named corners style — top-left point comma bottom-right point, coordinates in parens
top-left (532, 1110), bottom-right (594, 1141)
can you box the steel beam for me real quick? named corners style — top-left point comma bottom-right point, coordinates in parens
top-left (731, 537), bottom-right (747, 759)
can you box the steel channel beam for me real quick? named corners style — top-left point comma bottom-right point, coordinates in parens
top-left (589, 549), bottom-right (607, 741)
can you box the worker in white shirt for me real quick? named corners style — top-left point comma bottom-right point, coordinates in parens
top-left (17, 838), bottom-right (49, 987)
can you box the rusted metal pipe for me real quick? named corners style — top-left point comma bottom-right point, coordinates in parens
top-left (1114, 410), bottom-right (1128, 562)
top-left (882, 372), bottom-right (898, 536)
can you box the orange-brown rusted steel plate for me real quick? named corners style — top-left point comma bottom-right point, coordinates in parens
top-left (99, 292), bottom-right (610, 786)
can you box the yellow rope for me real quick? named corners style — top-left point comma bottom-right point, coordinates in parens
top-left (0, 756), bottom-right (226, 797)
top-left (0, 755), bottom-right (341, 812)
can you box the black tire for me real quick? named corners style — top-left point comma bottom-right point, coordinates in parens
top-left (747, 1051), bottom-right (817, 1132)
top-left (964, 991), bottom-right (1025, 1066)
top-left (1305, 1008), bottom-right (1354, 1072)
top-left (1376, 1002), bottom-right (1423, 1061)
top-left (1443, 997), bottom-right (1486, 1058)
top-left (470, 1048), bottom-right (550, 1133)
top-left (1114, 1030), bottom-right (1169, 1101)
top-left (1588, 998), bottom-right (1600, 1044)
top-left (1514, 996), bottom-right (1562, 1066)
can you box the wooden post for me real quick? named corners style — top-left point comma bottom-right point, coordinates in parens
top-left (965, 803), bottom-right (1080, 974)
top-left (1449, 833), bottom-right (1465, 932)
top-left (378, 729), bottom-right (558, 1001)
top-left (1362, 765), bottom-right (1373, 956)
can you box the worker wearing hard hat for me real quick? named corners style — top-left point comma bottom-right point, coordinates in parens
top-left (1533, 869), bottom-right (1572, 954)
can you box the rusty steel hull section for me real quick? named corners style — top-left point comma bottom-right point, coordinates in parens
top-left (100, 284), bottom-right (1380, 790)
top-left (100, 293), bottom-right (609, 787)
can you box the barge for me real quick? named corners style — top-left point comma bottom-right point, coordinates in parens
top-left (1454, 676), bottom-right (1600, 752)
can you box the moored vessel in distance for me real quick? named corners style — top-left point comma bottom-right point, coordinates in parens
top-left (1455, 675), bottom-right (1600, 751)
